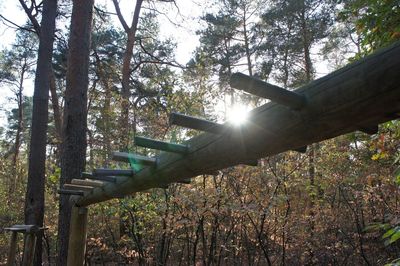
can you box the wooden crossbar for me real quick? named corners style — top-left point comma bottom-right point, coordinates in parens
top-left (135, 136), bottom-right (189, 154)
top-left (230, 72), bottom-right (306, 110)
top-left (71, 179), bottom-right (104, 188)
top-left (93, 168), bottom-right (134, 176)
top-left (170, 112), bottom-right (227, 134)
top-left (112, 152), bottom-right (157, 166)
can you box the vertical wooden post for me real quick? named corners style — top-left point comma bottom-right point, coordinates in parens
top-left (22, 233), bottom-right (37, 266)
top-left (7, 232), bottom-right (18, 266)
top-left (67, 206), bottom-right (88, 266)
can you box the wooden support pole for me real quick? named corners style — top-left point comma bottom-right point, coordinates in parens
top-left (67, 206), bottom-right (88, 266)
top-left (112, 152), bottom-right (157, 166)
top-left (75, 41), bottom-right (400, 206)
top-left (22, 233), bottom-right (37, 266)
top-left (135, 136), bottom-right (189, 154)
top-left (230, 72), bottom-right (306, 110)
top-left (6, 232), bottom-right (17, 266)
top-left (93, 168), bottom-right (134, 176)
top-left (170, 112), bottom-right (227, 134)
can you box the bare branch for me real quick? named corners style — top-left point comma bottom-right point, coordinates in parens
top-left (18, 0), bottom-right (41, 35)
top-left (112, 0), bottom-right (129, 33)
top-left (0, 14), bottom-right (36, 34)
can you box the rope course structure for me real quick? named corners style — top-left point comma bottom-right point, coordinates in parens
top-left (60, 41), bottom-right (400, 264)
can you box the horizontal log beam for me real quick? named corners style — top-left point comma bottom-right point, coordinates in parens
top-left (135, 136), bottom-right (189, 154)
top-left (75, 41), bottom-right (400, 206)
top-left (170, 112), bottom-right (226, 134)
top-left (230, 73), bottom-right (306, 110)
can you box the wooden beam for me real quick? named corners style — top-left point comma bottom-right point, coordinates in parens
top-left (358, 125), bottom-right (379, 135)
top-left (241, 159), bottom-right (258, 166)
top-left (93, 168), bottom-right (134, 176)
top-left (293, 146), bottom-right (307, 153)
top-left (176, 179), bottom-right (191, 184)
top-left (71, 179), bottom-right (104, 188)
top-left (4, 225), bottom-right (40, 233)
top-left (58, 189), bottom-right (84, 196)
top-left (230, 73), bottom-right (306, 110)
top-left (83, 172), bottom-right (117, 183)
top-left (64, 184), bottom-right (93, 192)
top-left (67, 206), bottom-right (88, 266)
top-left (81, 172), bottom-right (93, 179)
top-left (75, 41), bottom-right (400, 206)
top-left (170, 112), bottom-right (226, 134)
top-left (135, 136), bottom-right (189, 154)
top-left (112, 152), bottom-right (157, 166)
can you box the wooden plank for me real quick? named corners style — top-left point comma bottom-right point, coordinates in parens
top-left (64, 184), bottom-right (93, 192)
top-left (93, 168), bottom-right (134, 176)
top-left (58, 189), bottom-right (84, 196)
top-left (71, 179), bottom-right (104, 188)
top-left (86, 175), bottom-right (117, 183)
top-left (230, 72), bottom-right (306, 110)
top-left (67, 206), bottom-right (88, 266)
top-left (4, 225), bottom-right (39, 233)
top-left (112, 152), bottom-right (157, 166)
top-left (170, 112), bottom-right (227, 134)
top-left (81, 172), bottom-right (93, 179)
top-left (75, 41), bottom-right (400, 206)
top-left (135, 136), bottom-right (189, 154)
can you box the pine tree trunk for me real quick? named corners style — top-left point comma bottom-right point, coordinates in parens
top-left (56, 0), bottom-right (94, 264)
top-left (23, 0), bottom-right (57, 265)
top-left (11, 61), bottom-right (26, 192)
top-left (49, 70), bottom-right (62, 142)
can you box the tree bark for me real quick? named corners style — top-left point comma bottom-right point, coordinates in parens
top-left (23, 0), bottom-right (57, 265)
top-left (11, 59), bottom-right (27, 193)
top-left (49, 70), bottom-right (63, 142)
top-left (57, 0), bottom-right (94, 264)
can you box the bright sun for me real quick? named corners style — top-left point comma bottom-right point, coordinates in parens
top-left (227, 104), bottom-right (250, 126)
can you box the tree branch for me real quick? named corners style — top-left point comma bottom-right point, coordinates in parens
top-left (18, 0), bottom-right (41, 35)
top-left (112, 0), bottom-right (129, 33)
